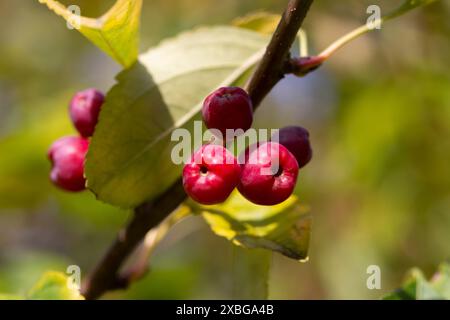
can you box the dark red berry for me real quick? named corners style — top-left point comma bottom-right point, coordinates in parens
top-left (202, 87), bottom-right (253, 140)
top-left (183, 144), bottom-right (241, 205)
top-left (69, 89), bottom-right (105, 137)
top-left (272, 126), bottom-right (312, 168)
top-left (238, 142), bottom-right (299, 206)
top-left (48, 136), bottom-right (89, 192)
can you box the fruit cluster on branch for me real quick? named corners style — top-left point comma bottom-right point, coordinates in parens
top-left (184, 86), bottom-right (312, 206)
top-left (81, 0), bottom-right (315, 300)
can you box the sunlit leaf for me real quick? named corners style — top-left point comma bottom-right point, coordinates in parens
top-left (27, 271), bottom-right (84, 300)
top-left (233, 12), bottom-right (280, 34)
top-left (234, 12), bottom-right (308, 57)
top-left (38, 0), bottom-right (142, 67)
top-left (190, 191), bottom-right (311, 260)
top-left (86, 27), bottom-right (269, 208)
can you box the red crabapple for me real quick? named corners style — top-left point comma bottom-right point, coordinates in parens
top-left (238, 142), bottom-right (299, 206)
top-left (202, 87), bottom-right (253, 140)
top-left (183, 144), bottom-right (241, 205)
top-left (69, 88), bottom-right (105, 137)
top-left (48, 136), bottom-right (89, 192)
top-left (272, 126), bottom-right (312, 168)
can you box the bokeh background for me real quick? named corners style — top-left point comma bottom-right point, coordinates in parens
top-left (0, 0), bottom-right (449, 299)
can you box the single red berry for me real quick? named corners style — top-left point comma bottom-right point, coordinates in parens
top-left (183, 144), bottom-right (241, 205)
top-left (69, 88), bottom-right (105, 137)
top-left (272, 126), bottom-right (312, 168)
top-left (202, 87), bottom-right (253, 140)
top-left (238, 142), bottom-right (299, 206)
top-left (48, 136), bottom-right (89, 192)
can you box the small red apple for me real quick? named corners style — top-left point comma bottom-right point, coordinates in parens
top-left (238, 142), bottom-right (299, 205)
top-left (69, 88), bottom-right (105, 137)
top-left (273, 126), bottom-right (312, 168)
top-left (48, 136), bottom-right (89, 192)
top-left (183, 144), bottom-right (241, 205)
top-left (202, 87), bottom-right (253, 140)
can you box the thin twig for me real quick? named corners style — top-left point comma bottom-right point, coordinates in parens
top-left (81, 0), bottom-right (314, 300)
top-left (246, 0), bottom-right (314, 106)
top-left (118, 206), bottom-right (190, 285)
top-left (317, 20), bottom-right (382, 60)
top-left (81, 179), bottom-right (186, 299)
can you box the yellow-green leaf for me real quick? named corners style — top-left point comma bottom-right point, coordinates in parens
top-left (234, 12), bottom-right (308, 59)
top-left (232, 12), bottom-right (280, 35)
top-left (191, 191), bottom-right (311, 260)
top-left (38, 0), bottom-right (142, 68)
top-left (27, 271), bottom-right (84, 300)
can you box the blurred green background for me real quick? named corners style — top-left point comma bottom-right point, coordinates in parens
top-left (0, 0), bottom-right (449, 299)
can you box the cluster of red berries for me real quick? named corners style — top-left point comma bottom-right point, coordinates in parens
top-left (183, 87), bottom-right (312, 206)
top-left (48, 89), bottom-right (105, 192)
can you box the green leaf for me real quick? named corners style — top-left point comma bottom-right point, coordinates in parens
top-left (27, 271), bottom-right (84, 300)
top-left (86, 26), bottom-right (269, 208)
top-left (383, 263), bottom-right (450, 300)
top-left (232, 247), bottom-right (271, 299)
top-left (39, 0), bottom-right (142, 67)
top-left (191, 191), bottom-right (311, 260)
top-left (232, 12), bottom-right (280, 35)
